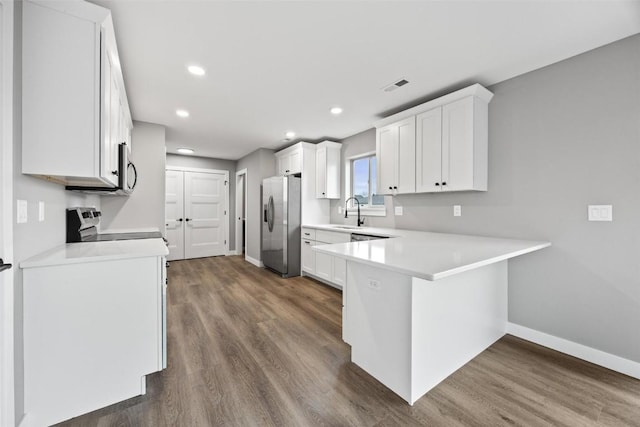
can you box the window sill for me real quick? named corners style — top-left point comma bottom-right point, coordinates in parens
top-left (346, 207), bottom-right (386, 217)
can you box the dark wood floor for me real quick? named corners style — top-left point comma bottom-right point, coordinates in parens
top-left (57, 255), bottom-right (640, 426)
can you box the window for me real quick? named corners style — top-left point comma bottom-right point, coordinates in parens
top-left (351, 155), bottom-right (384, 207)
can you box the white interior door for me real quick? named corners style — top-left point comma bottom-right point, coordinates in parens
top-left (165, 170), bottom-right (185, 261)
top-left (184, 171), bottom-right (226, 259)
top-left (0, 1), bottom-right (15, 425)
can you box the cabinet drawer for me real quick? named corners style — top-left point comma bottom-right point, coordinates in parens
top-left (316, 230), bottom-right (351, 244)
top-left (301, 227), bottom-right (316, 240)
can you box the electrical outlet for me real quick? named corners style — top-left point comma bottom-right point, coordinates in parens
top-left (453, 205), bottom-right (462, 217)
top-left (17, 200), bottom-right (28, 223)
top-left (588, 205), bottom-right (612, 221)
top-left (367, 279), bottom-right (381, 290)
top-left (395, 206), bottom-right (403, 216)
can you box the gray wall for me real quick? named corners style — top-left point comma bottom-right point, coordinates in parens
top-left (166, 153), bottom-right (237, 251)
top-left (101, 122), bottom-right (166, 233)
top-left (12, 3), bottom-right (100, 421)
top-left (237, 148), bottom-right (275, 261)
top-left (329, 128), bottom-right (395, 228)
top-left (336, 34), bottom-right (640, 364)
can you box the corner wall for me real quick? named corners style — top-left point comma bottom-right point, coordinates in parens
top-left (333, 34), bottom-right (640, 364)
top-left (101, 122), bottom-right (166, 233)
top-left (237, 148), bottom-right (275, 263)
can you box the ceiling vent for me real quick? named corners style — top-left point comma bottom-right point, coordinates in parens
top-left (382, 78), bottom-right (410, 92)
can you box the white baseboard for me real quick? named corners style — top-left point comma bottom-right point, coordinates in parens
top-left (245, 255), bottom-right (263, 268)
top-left (507, 323), bottom-right (640, 380)
top-left (226, 250), bottom-right (239, 256)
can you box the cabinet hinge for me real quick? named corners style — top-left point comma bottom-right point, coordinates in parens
top-left (224, 180), bottom-right (228, 186)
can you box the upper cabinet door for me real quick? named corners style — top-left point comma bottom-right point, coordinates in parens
top-left (442, 96), bottom-right (479, 192)
top-left (21, 1), bottom-right (132, 188)
top-left (396, 117), bottom-right (416, 194)
top-left (288, 150), bottom-right (302, 175)
top-left (416, 107), bottom-right (443, 192)
top-left (315, 146), bottom-right (327, 198)
top-left (376, 125), bottom-right (397, 195)
top-left (376, 117), bottom-right (415, 194)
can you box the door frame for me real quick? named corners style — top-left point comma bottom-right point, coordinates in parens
top-left (235, 168), bottom-right (247, 257)
top-left (0, 1), bottom-right (15, 425)
top-left (165, 166), bottom-right (230, 256)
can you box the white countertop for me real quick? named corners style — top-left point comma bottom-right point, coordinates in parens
top-left (307, 224), bottom-right (550, 281)
top-left (21, 239), bottom-right (169, 269)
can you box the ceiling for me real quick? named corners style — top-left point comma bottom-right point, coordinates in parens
top-left (91, 0), bottom-right (640, 160)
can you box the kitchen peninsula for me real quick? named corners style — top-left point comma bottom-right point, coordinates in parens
top-left (311, 226), bottom-right (550, 405)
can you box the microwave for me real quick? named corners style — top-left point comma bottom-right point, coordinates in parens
top-left (66, 143), bottom-right (137, 195)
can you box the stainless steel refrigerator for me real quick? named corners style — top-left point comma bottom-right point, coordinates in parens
top-left (262, 175), bottom-right (301, 277)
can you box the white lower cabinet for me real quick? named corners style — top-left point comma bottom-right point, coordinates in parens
top-left (301, 239), bottom-right (316, 273)
top-left (22, 253), bottom-right (166, 427)
top-left (301, 227), bottom-right (349, 289)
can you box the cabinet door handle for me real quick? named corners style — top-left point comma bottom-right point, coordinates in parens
top-left (177, 218), bottom-right (183, 222)
top-left (322, 192), bottom-right (325, 195)
top-left (442, 182), bottom-right (447, 186)
top-left (388, 186), bottom-right (392, 190)
top-left (304, 232), bottom-right (310, 236)
top-left (285, 169), bottom-right (290, 173)
top-left (112, 170), bottom-right (119, 176)
top-left (435, 182), bottom-right (440, 186)
top-left (393, 186), bottom-right (398, 190)
top-left (304, 241), bottom-right (311, 245)
top-left (0, 258), bottom-right (12, 273)
top-left (185, 218), bottom-right (192, 222)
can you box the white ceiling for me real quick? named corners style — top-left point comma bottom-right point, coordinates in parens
top-left (91, 0), bottom-right (640, 160)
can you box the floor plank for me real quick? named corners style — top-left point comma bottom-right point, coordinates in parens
top-left (56, 255), bottom-right (640, 426)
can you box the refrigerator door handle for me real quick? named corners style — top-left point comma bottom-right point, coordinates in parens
top-left (267, 196), bottom-right (275, 232)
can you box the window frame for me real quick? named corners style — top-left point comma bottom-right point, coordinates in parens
top-left (344, 151), bottom-right (386, 217)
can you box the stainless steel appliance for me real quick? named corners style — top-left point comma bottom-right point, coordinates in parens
top-left (351, 233), bottom-right (389, 242)
top-left (262, 176), bottom-right (301, 277)
top-left (66, 143), bottom-right (137, 195)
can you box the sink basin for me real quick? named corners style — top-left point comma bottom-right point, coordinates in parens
top-left (328, 225), bottom-right (360, 230)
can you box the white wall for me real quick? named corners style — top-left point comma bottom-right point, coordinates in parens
top-left (335, 34), bottom-right (640, 364)
top-left (101, 122), bottom-right (166, 233)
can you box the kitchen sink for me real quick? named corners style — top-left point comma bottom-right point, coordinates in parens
top-left (328, 225), bottom-right (361, 230)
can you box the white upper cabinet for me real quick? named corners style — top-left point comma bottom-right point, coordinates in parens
top-left (376, 117), bottom-right (416, 195)
top-left (22, 0), bottom-right (132, 187)
top-left (315, 141), bottom-right (341, 199)
top-left (376, 84), bottom-right (493, 194)
top-left (276, 146), bottom-right (302, 176)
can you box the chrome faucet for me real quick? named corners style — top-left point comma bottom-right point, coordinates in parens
top-left (344, 197), bottom-right (365, 227)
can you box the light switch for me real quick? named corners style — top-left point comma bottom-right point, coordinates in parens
top-left (17, 200), bottom-right (27, 224)
top-left (453, 205), bottom-right (462, 217)
top-left (588, 205), bottom-right (612, 221)
top-left (38, 201), bottom-right (45, 222)
top-left (395, 206), bottom-right (403, 216)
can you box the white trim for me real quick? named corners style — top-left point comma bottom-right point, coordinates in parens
top-left (507, 323), bottom-right (640, 380)
top-left (0, 1), bottom-right (15, 426)
top-left (226, 250), bottom-right (239, 256)
top-left (373, 83), bottom-right (494, 128)
top-left (245, 255), bottom-right (264, 268)
top-left (343, 151), bottom-right (386, 217)
top-left (235, 168), bottom-right (247, 258)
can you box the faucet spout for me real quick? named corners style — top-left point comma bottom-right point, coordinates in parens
top-left (344, 197), bottom-right (365, 227)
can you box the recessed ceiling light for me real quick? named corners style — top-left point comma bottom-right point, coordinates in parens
top-left (177, 148), bottom-right (194, 155)
top-left (176, 109), bottom-right (190, 118)
top-left (187, 65), bottom-right (205, 76)
top-left (285, 131), bottom-right (296, 139)
top-left (330, 106), bottom-right (343, 115)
